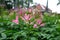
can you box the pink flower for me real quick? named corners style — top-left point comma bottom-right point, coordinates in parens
top-left (12, 20), bottom-right (18, 24)
top-left (12, 16), bottom-right (19, 24)
top-left (40, 23), bottom-right (45, 26)
top-left (37, 19), bottom-right (42, 24)
top-left (24, 14), bottom-right (31, 21)
top-left (33, 24), bottom-right (38, 28)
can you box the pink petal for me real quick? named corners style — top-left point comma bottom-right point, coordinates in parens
top-left (40, 23), bottom-right (45, 26)
top-left (37, 19), bottom-right (42, 24)
top-left (24, 14), bottom-right (30, 20)
top-left (16, 16), bottom-right (18, 20)
top-left (12, 19), bottom-right (19, 24)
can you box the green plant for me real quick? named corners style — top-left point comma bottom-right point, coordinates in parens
top-left (0, 10), bottom-right (60, 40)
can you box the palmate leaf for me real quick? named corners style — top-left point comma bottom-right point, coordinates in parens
top-left (0, 28), bottom-right (6, 39)
top-left (54, 36), bottom-right (60, 40)
top-left (2, 30), bottom-right (16, 40)
top-left (0, 27), bottom-right (6, 33)
top-left (56, 24), bottom-right (60, 32)
top-left (13, 30), bottom-right (28, 40)
top-left (31, 37), bottom-right (38, 40)
top-left (13, 32), bottom-right (20, 40)
top-left (0, 22), bottom-right (4, 27)
top-left (1, 33), bottom-right (7, 39)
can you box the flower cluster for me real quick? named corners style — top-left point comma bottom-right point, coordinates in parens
top-left (12, 4), bottom-right (45, 28)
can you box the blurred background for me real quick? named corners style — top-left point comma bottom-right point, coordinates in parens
top-left (0, 0), bottom-right (60, 13)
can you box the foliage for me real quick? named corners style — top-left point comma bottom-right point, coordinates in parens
top-left (0, 6), bottom-right (60, 40)
top-left (0, 11), bottom-right (60, 40)
top-left (0, 6), bottom-right (9, 15)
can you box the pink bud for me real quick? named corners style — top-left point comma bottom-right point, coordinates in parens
top-left (33, 24), bottom-right (38, 28)
top-left (37, 19), bottom-right (42, 24)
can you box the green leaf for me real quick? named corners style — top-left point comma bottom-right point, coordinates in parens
top-left (31, 37), bottom-right (38, 40)
top-left (13, 31), bottom-right (21, 40)
top-left (1, 33), bottom-right (7, 39)
top-left (0, 28), bottom-right (5, 33)
top-left (21, 32), bottom-right (27, 37)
